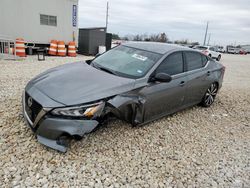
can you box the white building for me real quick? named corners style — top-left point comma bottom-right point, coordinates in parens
top-left (0, 0), bottom-right (79, 46)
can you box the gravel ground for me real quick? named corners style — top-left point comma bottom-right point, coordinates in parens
top-left (0, 54), bottom-right (249, 187)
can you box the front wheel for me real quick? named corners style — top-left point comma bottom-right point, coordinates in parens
top-left (201, 83), bottom-right (218, 107)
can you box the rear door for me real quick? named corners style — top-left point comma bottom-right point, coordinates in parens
top-left (141, 52), bottom-right (187, 122)
top-left (184, 51), bottom-right (211, 105)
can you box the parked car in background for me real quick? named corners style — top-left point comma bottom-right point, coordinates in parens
top-left (239, 49), bottom-right (247, 55)
top-left (217, 46), bottom-right (225, 53)
top-left (22, 42), bottom-right (225, 152)
top-left (241, 45), bottom-right (250, 54)
top-left (194, 45), bottom-right (222, 61)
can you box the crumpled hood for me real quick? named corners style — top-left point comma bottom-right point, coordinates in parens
top-left (26, 62), bottom-right (136, 107)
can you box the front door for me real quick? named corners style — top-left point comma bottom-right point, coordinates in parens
top-left (140, 52), bottom-right (187, 122)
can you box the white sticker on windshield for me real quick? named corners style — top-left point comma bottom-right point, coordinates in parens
top-left (137, 70), bottom-right (143, 74)
top-left (132, 54), bottom-right (148, 61)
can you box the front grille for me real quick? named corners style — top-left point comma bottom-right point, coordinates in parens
top-left (25, 92), bottom-right (43, 123)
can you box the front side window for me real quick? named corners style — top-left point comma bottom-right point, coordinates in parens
top-left (92, 45), bottom-right (162, 79)
top-left (185, 52), bottom-right (204, 71)
top-left (156, 52), bottom-right (184, 75)
top-left (40, 14), bottom-right (57, 26)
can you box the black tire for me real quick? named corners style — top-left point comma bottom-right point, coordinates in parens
top-left (208, 54), bottom-right (212, 58)
top-left (57, 135), bottom-right (70, 147)
top-left (217, 55), bottom-right (221, 61)
top-left (201, 83), bottom-right (218, 107)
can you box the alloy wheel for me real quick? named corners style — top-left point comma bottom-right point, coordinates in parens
top-left (204, 83), bottom-right (218, 106)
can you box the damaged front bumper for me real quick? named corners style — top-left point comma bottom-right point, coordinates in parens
top-left (22, 92), bottom-right (100, 152)
top-left (36, 118), bottom-right (99, 152)
top-left (22, 89), bottom-right (145, 152)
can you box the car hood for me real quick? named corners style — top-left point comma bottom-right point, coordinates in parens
top-left (25, 62), bottom-right (136, 107)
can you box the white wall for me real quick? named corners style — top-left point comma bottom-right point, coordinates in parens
top-left (0, 0), bottom-right (78, 45)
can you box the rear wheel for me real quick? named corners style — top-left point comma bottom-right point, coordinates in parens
top-left (201, 83), bottom-right (218, 107)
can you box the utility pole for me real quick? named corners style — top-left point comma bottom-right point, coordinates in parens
top-left (207, 33), bottom-right (211, 46)
top-left (105, 1), bottom-right (109, 32)
top-left (203, 21), bottom-right (209, 45)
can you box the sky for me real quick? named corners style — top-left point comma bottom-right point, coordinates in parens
top-left (78, 0), bottom-right (250, 46)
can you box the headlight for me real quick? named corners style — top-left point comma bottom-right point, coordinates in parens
top-left (51, 102), bottom-right (104, 118)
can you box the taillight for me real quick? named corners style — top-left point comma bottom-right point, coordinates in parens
top-left (202, 50), bottom-right (209, 55)
top-left (221, 65), bottom-right (226, 79)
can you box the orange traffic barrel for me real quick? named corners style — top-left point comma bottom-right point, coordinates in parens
top-left (57, 41), bottom-right (66, 56)
top-left (48, 40), bottom-right (57, 56)
top-left (67, 41), bottom-right (76, 57)
top-left (15, 38), bottom-right (26, 57)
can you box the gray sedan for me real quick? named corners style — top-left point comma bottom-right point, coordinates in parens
top-left (22, 42), bottom-right (225, 152)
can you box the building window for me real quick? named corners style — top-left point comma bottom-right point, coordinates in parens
top-left (40, 14), bottom-right (57, 26)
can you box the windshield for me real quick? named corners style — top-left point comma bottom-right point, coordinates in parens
top-left (194, 46), bottom-right (208, 50)
top-left (92, 45), bottom-right (162, 79)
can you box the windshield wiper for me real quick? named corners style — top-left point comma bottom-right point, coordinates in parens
top-left (98, 66), bottom-right (117, 75)
top-left (91, 62), bottom-right (117, 76)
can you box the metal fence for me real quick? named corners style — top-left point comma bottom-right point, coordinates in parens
top-left (0, 36), bottom-right (16, 59)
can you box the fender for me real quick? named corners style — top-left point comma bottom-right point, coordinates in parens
top-left (106, 94), bottom-right (146, 126)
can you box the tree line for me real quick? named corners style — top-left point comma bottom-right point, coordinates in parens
top-left (112, 33), bottom-right (199, 46)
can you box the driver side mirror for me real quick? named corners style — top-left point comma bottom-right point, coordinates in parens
top-left (152, 73), bottom-right (172, 83)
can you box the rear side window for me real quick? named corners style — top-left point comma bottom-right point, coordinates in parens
top-left (156, 52), bottom-right (184, 75)
top-left (194, 46), bottom-right (208, 50)
top-left (209, 47), bottom-right (215, 51)
top-left (185, 52), bottom-right (204, 71)
top-left (201, 55), bottom-right (208, 66)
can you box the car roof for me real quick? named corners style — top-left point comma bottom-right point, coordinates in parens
top-left (196, 45), bottom-right (208, 48)
top-left (122, 42), bottom-right (189, 55)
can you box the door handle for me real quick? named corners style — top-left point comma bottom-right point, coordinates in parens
top-left (179, 81), bottom-right (185, 86)
top-left (207, 71), bottom-right (211, 76)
